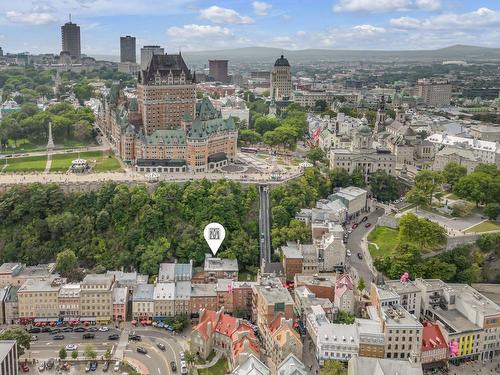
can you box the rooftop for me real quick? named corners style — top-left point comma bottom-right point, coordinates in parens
top-left (58, 283), bottom-right (81, 298)
top-left (154, 283), bottom-right (176, 300)
top-left (0, 340), bottom-right (17, 363)
top-left (17, 263), bottom-right (56, 279)
top-left (81, 273), bottom-right (114, 285)
top-left (277, 353), bottom-right (307, 375)
top-left (233, 354), bottom-right (269, 375)
top-left (204, 256), bottom-right (238, 272)
top-left (191, 283), bottom-right (217, 297)
top-left (0, 262), bottom-right (23, 275)
top-left (158, 261), bottom-right (193, 282)
top-left (113, 287), bottom-right (128, 304)
top-left (18, 278), bottom-right (61, 293)
top-left (282, 244), bottom-right (303, 259)
top-left (381, 305), bottom-right (422, 328)
top-left (294, 274), bottom-right (336, 288)
top-left (348, 356), bottom-right (423, 375)
top-left (422, 321), bottom-right (447, 351)
top-left (432, 308), bottom-right (481, 334)
top-left (133, 283), bottom-right (155, 301)
top-left (254, 277), bottom-right (294, 305)
top-left (385, 279), bottom-right (421, 295)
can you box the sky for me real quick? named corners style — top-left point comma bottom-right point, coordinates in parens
top-left (0, 0), bottom-right (499, 55)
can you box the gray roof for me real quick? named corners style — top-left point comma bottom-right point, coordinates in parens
top-left (82, 273), bottom-right (114, 285)
top-left (158, 262), bottom-right (193, 282)
top-left (281, 244), bottom-right (303, 259)
top-left (133, 283), bottom-right (155, 301)
top-left (191, 283), bottom-right (217, 297)
top-left (204, 256), bottom-right (238, 272)
top-left (348, 356), bottom-right (423, 375)
top-left (113, 287), bottom-right (128, 304)
top-left (274, 55), bottom-right (290, 67)
top-left (18, 278), bottom-right (61, 293)
top-left (0, 341), bottom-right (17, 363)
top-left (277, 353), bottom-right (307, 375)
top-left (253, 277), bottom-right (293, 305)
top-left (233, 354), bottom-right (270, 375)
top-left (0, 262), bottom-right (23, 275)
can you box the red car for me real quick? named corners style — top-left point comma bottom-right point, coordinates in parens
top-left (352, 223), bottom-right (358, 229)
top-left (21, 364), bottom-right (29, 373)
top-left (365, 223), bottom-right (371, 228)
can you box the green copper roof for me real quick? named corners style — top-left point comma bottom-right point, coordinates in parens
top-left (357, 124), bottom-right (372, 135)
top-left (145, 129), bottom-right (186, 146)
top-left (187, 98), bottom-right (237, 140)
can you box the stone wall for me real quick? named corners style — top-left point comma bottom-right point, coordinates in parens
top-left (376, 215), bottom-right (400, 229)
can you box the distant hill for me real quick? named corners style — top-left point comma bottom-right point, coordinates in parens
top-left (91, 44), bottom-right (500, 66)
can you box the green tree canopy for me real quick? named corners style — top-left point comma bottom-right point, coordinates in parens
top-left (0, 327), bottom-right (30, 356)
top-left (55, 249), bottom-right (78, 276)
top-left (370, 170), bottom-right (400, 202)
top-left (442, 162), bottom-right (467, 189)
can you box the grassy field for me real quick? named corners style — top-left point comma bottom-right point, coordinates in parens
top-left (1, 139), bottom-right (45, 154)
top-left (465, 221), bottom-right (500, 233)
top-left (198, 358), bottom-right (229, 375)
top-left (1, 155), bottom-right (47, 172)
top-left (50, 151), bottom-right (122, 172)
top-left (367, 226), bottom-right (400, 259)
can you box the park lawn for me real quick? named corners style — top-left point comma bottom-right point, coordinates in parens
top-left (198, 358), bottom-right (229, 375)
top-left (62, 139), bottom-right (97, 148)
top-left (1, 138), bottom-right (45, 154)
top-left (50, 151), bottom-right (122, 172)
top-left (367, 226), bottom-right (400, 259)
top-left (465, 221), bottom-right (500, 233)
top-left (2, 155), bottom-right (47, 172)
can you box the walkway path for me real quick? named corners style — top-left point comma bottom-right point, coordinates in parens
top-left (124, 356), bottom-right (150, 375)
top-left (44, 153), bottom-right (51, 173)
top-left (195, 350), bottom-right (222, 370)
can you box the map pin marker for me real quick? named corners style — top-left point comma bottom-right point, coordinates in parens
top-left (204, 222), bottom-right (226, 256)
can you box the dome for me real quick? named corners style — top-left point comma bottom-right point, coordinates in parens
top-left (274, 55), bottom-right (290, 67)
top-left (357, 124), bottom-right (372, 135)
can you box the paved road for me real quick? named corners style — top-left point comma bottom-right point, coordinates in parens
top-left (259, 184), bottom-right (272, 263)
top-left (346, 208), bottom-right (385, 285)
top-left (401, 207), bottom-right (484, 232)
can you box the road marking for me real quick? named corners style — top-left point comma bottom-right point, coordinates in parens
top-left (45, 342), bottom-right (51, 346)
top-left (146, 354), bottom-right (151, 359)
top-left (158, 368), bottom-right (161, 374)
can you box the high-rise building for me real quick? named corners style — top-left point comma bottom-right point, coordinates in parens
top-left (61, 16), bottom-right (81, 60)
top-left (120, 35), bottom-right (136, 63)
top-left (0, 47), bottom-right (3, 57)
top-left (209, 59), bottom-right (229, 83)
top-left (417, 79), bottom-right (452, 107)
top-left (140, 45), bottom-right (164, 70)
top-left (271, 55), bottom-right (292, 100)
top-left (0, 340), bottom-right (18, 375)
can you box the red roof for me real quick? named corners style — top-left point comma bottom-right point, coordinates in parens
top-left (193, 309), bottom-right (218, 339)
top-left (268, 312), bottom-right (285, 334)
top-left (422, 321), bottom-right (447, 351)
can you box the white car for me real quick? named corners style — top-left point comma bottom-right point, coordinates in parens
top-left (65, 344), bottom-right (78, 351)
top-left (180, 352), bottom-right (185, 361)
top-left (99, 326), bottom-right (109, 332)
top-left (113, 361), bottom-right (120, 372)
top-left (346, 250), bottom-right (351, 257)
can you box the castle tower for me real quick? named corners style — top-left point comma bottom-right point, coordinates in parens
top-left (395, 105), bottom-right (405, 124)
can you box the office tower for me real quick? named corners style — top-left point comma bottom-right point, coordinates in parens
top-left (271, 55), bottom-right (292, 100)
top-left (61, 15), bottom-right (81, 60)
top-left (208, 60), bottom-right (229, 83)
top-left (417, 79), bottom-right (452, 107)
top-left (120, 36), bottom-right (136, 63)
top-left (140, 45), bottom-right (164, 70)
top-left (0, 47), bottom-right (3, 57)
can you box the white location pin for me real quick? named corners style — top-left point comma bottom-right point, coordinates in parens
top-left (204, 222), bottom-right (226, 256)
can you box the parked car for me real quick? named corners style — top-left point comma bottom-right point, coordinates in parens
top-left (170, 361), bottom-right (177, 371)
top-left (74, 327), bottom-right (86, 332)
top-left (28, 327), bottom-right (41, 333)
top-left (65, 344), bottom-right (78, 351)
top-left (180, 352), bottom-right (185, 361)
top-left (62, 327), bottom-right (73, 332)
top-left (365, 223), bottom-right (371, 228)
top-left (31, 335), bottom-right (38, 341)
top-left (38, 361), bottom-right (46, 371)
top-left (361, 216), bottom-right (368, 222)
top-left (85, 361), bottom-right (91, 372)
top-left (113, 361), bottom-right (120, 372)
top-left (53, 334), bottom-right (65, 340)
top-left (41, 327), bottom-right (52, 333)
top-left (90, 361), bottom-right (98, 371)
top-left (352, 223), bottom-right (359, 229)
top-left (128, 334), bottom-right (141, 341)
top-left (346, 250), bottom-right (351, 257)
top-left (136, 347), bottom-right (148, 354)
top-left (357, 253), bottom-right (363, 260)
top-left (87, 327), bottom-right (98, 332)
top-left (157, 343), bottom-right (166, 351)
top-left (108, 334), bottom-right (120, 340)
top-left (103, 361), bottom-right (109, 372)
top-left (21, 364), bottom-right (30, 373)
top-left (347, 229), bottom-right (353, 234)
top-left (46, 358), bottom-right (55, 369)
top-left (49, 329), bottom-right (61, 335)
top-left (99, 326), bottom-right (109, 332)
top-left (83, 333), bottom-right (95, 339)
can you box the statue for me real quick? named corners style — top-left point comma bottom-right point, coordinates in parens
top-left (400, 272), bottom-right (409, 282)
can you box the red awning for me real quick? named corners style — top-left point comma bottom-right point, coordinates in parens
top-left (131, 320), bottom-right (137, 324)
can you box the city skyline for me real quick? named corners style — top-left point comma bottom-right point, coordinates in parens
top-left (0, 1), bottom-right (499, 56)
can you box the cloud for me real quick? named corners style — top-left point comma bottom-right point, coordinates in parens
top-left (167, 24), bottom-right (232, 39)
top-left (333, 0), bottom-right (440, 12)
top-left (199, 6), bottom-right (253, 24)
top-left (353, 24), bottom-right (386, 34)
top-left (252, 1), bottom-right (272, 16)
top-left (390, 7), bottom-right (500, 29)
top-left (6, 10), bottom-right (57, 25)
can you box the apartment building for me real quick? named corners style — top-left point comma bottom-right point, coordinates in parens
top-left (417, 79), bottom-right (452, 107)
top-left (191, 283), bottom-right (217, 314)
top-left (158, 261), bottom-right (193, 283)
top-left (348, 356), bottom-right (423, 375)
top-left (421, 321), bottom-right (448, 369)
top-left (18, 278), bottom-right (62, 320)
top-left (231, 281), bottom-right (256, 318)
top-left (0, 340), bottom-right (18, 375)
top-left (294, 274), bottom-right (336, 301)
top-left (356, 318), bottom-right (385, 358)
top-left (4, 286), bottom-right (19, 325)
top-left (281, 244), bottom-right (304, 281)
top-left (0, 263), bottom-right (23, 287)
top-left (80, 274), bottom-right (115, 324)
top-left (381, 304), bottom-right (423, 363)
top-left (307, 305), bottom-right (359, 365)
top-left (204, 255), bottom-right (238, 283)
top-left (294, 286), bottom-right (334, 321)
top-left (132, 283), bottom-right (154, 321)
top-left (112, 286), bottom-right (128, 321)
top-left (153, 283), bottom-right (176, 318)
top-left (383, 280), bottom-right (422, 319)
top-left (216, 279), bottom-right (233, 313)
top-left (174, 281), bottom-right (191, 316)
top-left (58, 283), bottom-right (80, 319)
top-left (334, 274), bottom-right (355, 314)
top-left (252, 277), bottom-right (294, 328)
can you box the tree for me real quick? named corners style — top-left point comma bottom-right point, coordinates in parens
top-left (351, 167), bottom-right (366, 188)
top-left (329, 168), bottom-right (351, 188)
top-left (238, 129), bottom-right (262, 145)
top-left (314, 100), bottom-right (328, 113)
top-left (306, 146), bottom-right (326, 164)
top-left (405, 187), bottom-right (428, 211)
top-left (104, 349), bottom-right (112, 360)
top-left (0, 327), bottom-right (30, 356)
top-left (484, 203), bottom-right (500, 220)
top-left (55, 249), bottom-right (78, 275)
top-left (254, 116), bottom-right (280, 135)
top-left (184, 351), bottom-right (196, 366)
top-left (334, 311), bottom-right (355, 324)
top-left (450, 201), bottom-right (474, 217)
top-left (84, 345), bottom-right (97, 359)
top-left (477, 234), bottom-right (500, 255)
top-left (321, 360), bottom-right (346, 375)
top-left (454, 172), bottom-right (499, 207)
top-left (59, 347), bottom-right (67, 360)
top-left (442, 162), bottom-right (467, 189)
top-left (357, 277), bottom-right (366, 293)
top-left (138, 237), bottom-right (171, 275)
top-left (370, 170), bottom-right (400, 202)
top-left (413, 170), bottom-right (444, 205)
top-left (71, 350), bottom-right (79, 360)
top-left (399, 213), bottom-right (446, 249)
